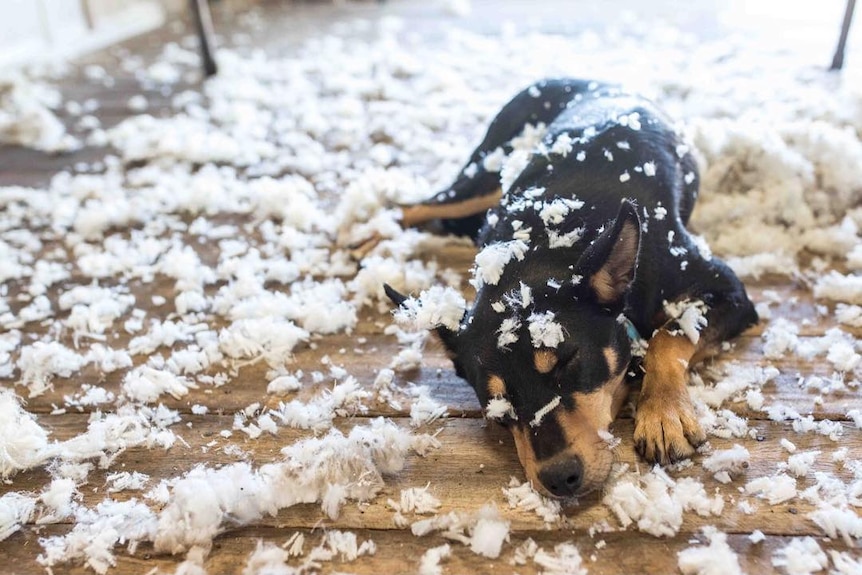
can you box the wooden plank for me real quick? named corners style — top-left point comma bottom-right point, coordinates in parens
top-left (3, 416), bottom-right (857, 537)
top-left (9, 325), bottom-right (857, 421)
top-left (0, 523), bottom-right (856, 575)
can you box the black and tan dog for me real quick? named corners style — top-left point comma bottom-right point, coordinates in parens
top-left (385, 79), bottom-right (758, 499)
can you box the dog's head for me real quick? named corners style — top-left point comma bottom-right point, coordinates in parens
top-left (386, 201), bottom-right (641, 499)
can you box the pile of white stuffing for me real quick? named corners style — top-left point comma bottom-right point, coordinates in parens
top-left (0, 5), bottom-right (861, 575)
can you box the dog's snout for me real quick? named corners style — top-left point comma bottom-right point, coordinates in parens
top-left (537, 457), bottom-right (584, 498)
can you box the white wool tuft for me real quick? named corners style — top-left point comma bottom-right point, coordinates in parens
top-left (780, 438), bottom-right (798, 453)
top-left (771, 537), bottom-right (828, 575)
top-left (532, 543), bottom-right (588, 575)
top-left (530, 396), bottom-right (561, 428)
top-left (16, 342), bottom-right (86, 397)
top-left (677, 526), bottom-right (744, 575)
top-left (762, 318), bottom-right (800, 359)
top-left (830, 550), bottom-right (862, 575)
top-left (602, 466), bottom-right (722, 537)
top-left (835, 303), bottom-right (862, 327)
top-left (418, 544), bottom-right (451, 575)
top-left (548, 227), bottom-right (584, 248)
top-left (485, 396), bottom-right (517, 421)
top-left (527, 311), bottom-right (565, 348)
top-left (242, 541), bottom-right (292, 575)
top-left (701, 444), bottom-right (750, 478)
top-left (0, 390), bottom-right (51, 478)
top-left (0, 73), bottom-right (78, 151)
top-left (37, 499), bottom-right (158, 574)
top-left (502, 477), bottom-right (561, 523)
top-left (393, 285), bottom-right (466, 332)
top-left (472, 240), bottom-right (529, 287)
top-left (408, 385), bottom-right (449, 427)
top-left (726, 252), bottom-right (797, 280)
top-left (389, 484), bottom-right (442, 516)
top-left (266, 372), bottom-right (303, 395)
top-left (271, 376), bottom-right (371, 432)
top-left (813, 271), bottom-right (862, 304)
top-left (497, 316), bottom-right (522, 350)
top-left (154, 419), bottom-right (436, 554)
top-left (37, 478), bottom-right (79, 524)
top-left (784, 450), bottom-right (820, 478)
top-left (500, 149), bottom-right (533, 193)
top-left (0, 493), bottom-right (36, 542)
top-left (218, 317), bottom-right (309, 368)
top-left (122, 366), bottom-right (198, 403)
top-left (106, 471), bottom-right (150, 493)
top-left (744, 473), bottom-right (797, 505)
top-left (663, 299), bottom-right (708, 344)
top-left (808, 505), bottom-right (862, 546)
top-left (468, 505), bottom-right (510, 559)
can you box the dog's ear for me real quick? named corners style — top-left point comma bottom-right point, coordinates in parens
top-left (383, 283), bottom-right (463, 356)
top-left (575, 200), bottom-right (641, 306)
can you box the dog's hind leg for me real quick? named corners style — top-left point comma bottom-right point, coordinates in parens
top-left (402, 79), bottom-right (599, 238)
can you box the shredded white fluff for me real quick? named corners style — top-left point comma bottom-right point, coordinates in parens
top-left (677, 526), bottom-right (743, 575)
top-left (485, 396), bottom-right (517, 421)
top-left (3, 9), bottom-right (862, 574)
top-left (472, 240), bottom-right (529, 287)
top-left (527, 311), bottom-right (565, 348)
top-left (663, 299), bottom-right (708, 344)
top-left (532, 543), bottom-right (588, 575)
top-left (418, 544), bottom-right (452, 575)
top-left (603, 465), bottom-right (723, 537)
top-left (744, 473), bottom-right (798, 505)
top-left (530, 396), bottom-right (561, 428)
top-left (394, 285), bottom-right (466, 332)
top-left (502, 477), bottom-right (561, 523)
top-left (701, 445), bottom-right (750, 479)
top-left (0, 493), bottom-right (36, 542)
top-left (771, 537), bottom-right (828, 575)
top-left (0, 390), bottom-right (50, 478)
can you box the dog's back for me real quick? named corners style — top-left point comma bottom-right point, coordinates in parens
top-left (391, 79), bottom-right (758, 497)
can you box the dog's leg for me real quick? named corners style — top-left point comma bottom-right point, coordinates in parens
top-left (402, 80), bottom-right (596, 237)
top-left (633, 328), bottom-right (705, 464)
top-left (634, 274), bottom-right (758, 464)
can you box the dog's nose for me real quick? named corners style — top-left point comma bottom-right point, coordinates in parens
top-left (538, 457), bottom-right (584, 498)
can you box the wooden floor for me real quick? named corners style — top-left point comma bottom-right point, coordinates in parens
top-left (1, 1), bottom-right (860, 574)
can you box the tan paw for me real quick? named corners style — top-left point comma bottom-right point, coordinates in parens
top-left (633, 388), bottom-right (706, 465)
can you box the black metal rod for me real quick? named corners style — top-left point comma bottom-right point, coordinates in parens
top-left (831, 0), bottom-right (856, 70)
top-left (190, 0), bottom-right (218, 77)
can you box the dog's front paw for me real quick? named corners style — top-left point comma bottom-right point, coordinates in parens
top-left (633, 383), bottom-right (705, 465)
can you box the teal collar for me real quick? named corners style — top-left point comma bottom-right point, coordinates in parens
top-left (619, 315), bottom-right (642, 342)
top-left (619, 314), bottom-right (647, 358)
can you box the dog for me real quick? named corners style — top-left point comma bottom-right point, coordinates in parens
top-left (384, 79), bottom-right (758, 499)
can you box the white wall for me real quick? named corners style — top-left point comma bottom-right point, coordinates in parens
top-left (0, 0), bottom-right (166, 68)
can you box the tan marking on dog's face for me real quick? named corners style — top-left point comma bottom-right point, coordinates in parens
top-left (400, 188), bottom-right (503, 227)
top-left (533, 349), bottom-right (558, 374)
top-left (510, 424), bottom-right (541, 491)
top-left (487, 374), bottom-right (506, 398)
top-left (603, 346), bottom-right (619, 374)
top-left (541, 371), bottom-right (628, 497)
